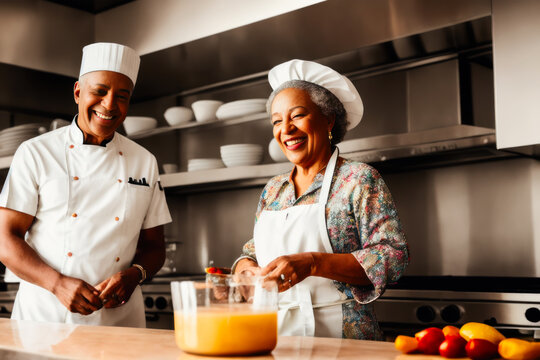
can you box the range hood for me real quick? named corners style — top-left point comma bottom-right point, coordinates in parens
top-left (133, 0), bottom-right (525, 168)
top-left (337, 125), bottom-right (498, 168)
top-left (325, 33), bottom-right (503, 168)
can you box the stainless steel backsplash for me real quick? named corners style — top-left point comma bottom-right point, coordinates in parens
top-left (384, 157), bottom-right (540, 278)
top-left (162, 156), bottom-right (539, 277)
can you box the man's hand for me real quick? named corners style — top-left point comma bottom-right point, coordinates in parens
top-left (95, 267), bottom-right (140, 308)
top-left (51, 275), bottom-right (103, 315)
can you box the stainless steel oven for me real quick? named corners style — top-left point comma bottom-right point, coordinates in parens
top-left (374, 276), bottom-right (540, 340)
top-left (0, 291), bottom-right (16, 319)
top-left (141, 275), bottom-right (204, 330)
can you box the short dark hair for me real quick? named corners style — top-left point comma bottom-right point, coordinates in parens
top-left (267, 80), bottom-right (348, 146)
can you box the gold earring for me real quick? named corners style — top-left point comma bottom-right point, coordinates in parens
top-left (328, 131), bottom-right (333, 141)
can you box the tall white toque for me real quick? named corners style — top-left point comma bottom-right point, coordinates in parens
top-left (268, 59), bottom-right (363, 130)
top-left (79, 42), bottom-right (141, 86)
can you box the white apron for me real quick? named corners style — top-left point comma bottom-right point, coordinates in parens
top-left (10, 121), bottom-right (152, 327)
top-left (254, 149), bottom-right (353, 337)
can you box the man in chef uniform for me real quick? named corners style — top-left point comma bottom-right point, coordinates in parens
top-left (0, 42), bottom-right (172, 327)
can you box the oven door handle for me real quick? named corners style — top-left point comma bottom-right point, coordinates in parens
top-left (145, 313), bottom-right (161, 322)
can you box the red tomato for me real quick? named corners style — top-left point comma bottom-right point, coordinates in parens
top-left (465, 338), bottom-right (499, 360)
top-left (439, 335), bottom-right (467, 358)
top-left (415, 327), bottom-right (446, 355)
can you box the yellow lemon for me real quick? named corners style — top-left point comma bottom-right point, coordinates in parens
top-left (459, 322), bottom-right (505, 345)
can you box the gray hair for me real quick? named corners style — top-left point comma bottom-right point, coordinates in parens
top-left (266, 80), bottom-right (348, 146)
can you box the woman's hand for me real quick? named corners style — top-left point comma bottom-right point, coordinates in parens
top-left (260, 253), bottom-right (315, 292)
top-left (95, 267), bottom-right (140, 308)
top-left (234, 258), bottom-right (261, 276)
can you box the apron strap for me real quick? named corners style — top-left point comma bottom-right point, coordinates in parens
top-left (317, 148), bottom-right (339, 254)
top-left (318, 148), bottom-right (339, 205)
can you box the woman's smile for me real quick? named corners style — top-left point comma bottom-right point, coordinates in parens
top-left (284, 136), bottom-right (307, 150)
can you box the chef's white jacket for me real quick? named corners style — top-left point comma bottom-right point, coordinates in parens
top-left (0, 119), bottom-right (172, 327)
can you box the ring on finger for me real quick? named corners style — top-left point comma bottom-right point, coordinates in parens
top-left (279, 274), bottom-right (285, 282)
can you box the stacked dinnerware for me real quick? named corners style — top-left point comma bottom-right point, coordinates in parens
top-left (188, 158), bottom-right (225, 172)
top-left (220, 144), bottom-right (263, 167)
top-left (0, 124), bottom-right (46, 157)
top-left (215, 99), bottom-right (267, 121)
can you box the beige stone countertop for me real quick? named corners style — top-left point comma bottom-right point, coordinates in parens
top-left (0, 319), bottom-right (452, 360)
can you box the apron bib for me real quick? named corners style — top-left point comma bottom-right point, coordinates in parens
top-left (254, 149), bottom-right (352, 337)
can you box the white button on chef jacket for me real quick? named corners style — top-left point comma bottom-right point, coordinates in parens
top-left (0, 118), bottom-right (172, 327)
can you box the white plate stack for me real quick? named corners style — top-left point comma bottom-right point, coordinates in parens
top-left (220, 144), bottom-right (264, 167)
top-left (215, 99), bottom-right (267, 121)
top-left (187, 158), bottom-right (225, 172)
top-left (0, 124), bottom-right (46, 157)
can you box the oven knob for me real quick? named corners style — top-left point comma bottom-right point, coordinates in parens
top-left (525, 307), bottom-right (540, 323)
top-left (416, 305), bottom-right (436, 323)
top-left (441, 305), bottom-right (461, 323)
top-left (155, 296), bottom-right (168, 310)
top-left (144, 297), bottom-right (154, 309)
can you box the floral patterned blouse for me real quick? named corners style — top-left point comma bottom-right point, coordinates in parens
top-left (240, 156), bottom-right (409, 340)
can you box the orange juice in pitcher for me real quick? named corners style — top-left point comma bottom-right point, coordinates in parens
top-left (174, 305), bottom-right (277, 355)
top-left (171, 275), bottom-right (278, 356)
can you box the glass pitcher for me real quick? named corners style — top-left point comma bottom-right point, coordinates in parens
top-left (171, 274), bottom-right (278, 356)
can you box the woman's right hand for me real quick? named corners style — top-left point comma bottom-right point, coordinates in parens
top-left (234, 258), bottom-right (261, 276)
top-left (233, 258), bottom-right (261, 302)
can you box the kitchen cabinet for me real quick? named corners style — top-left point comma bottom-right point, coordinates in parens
top-left (492, 0), bottom-right (540, 149)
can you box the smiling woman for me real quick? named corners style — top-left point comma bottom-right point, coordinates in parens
top-left (269, 85), bottom-right (340, 196)
top-left (232, 59), bottom-right (409, 340)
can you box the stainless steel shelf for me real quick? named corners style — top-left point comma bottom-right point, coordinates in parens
top-left (128, 112), bottom-right (269, 140)
top-left (160, 161), bottom-right (293, 189)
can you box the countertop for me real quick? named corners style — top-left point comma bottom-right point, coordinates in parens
top-left (0, 319), bottom-right (428, 360)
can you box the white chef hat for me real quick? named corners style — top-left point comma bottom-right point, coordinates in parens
top-left (79, 42), bottom-right (140, 86)
top-left (268, 59), bottom-right (363, 130)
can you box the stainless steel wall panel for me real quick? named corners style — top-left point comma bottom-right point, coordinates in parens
top-left (383, 157), bottom-right (540, 277)
top-left (407, 60), bottom-right (461, 132)
top-left (346, 70), bottom-right (408, 139)
top-left (164, 187), bottom-right (263, 275)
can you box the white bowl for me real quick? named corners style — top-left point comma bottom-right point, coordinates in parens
top-left (220, 144), bottom-right (263, 167)
top-left (221, 153), bottom-right (263, 160)
top-left (191, 100), bottom-right (224, 123)
top-left (215, 99), bottom-right (267, 120)
top-left (188, 158), bottom-right (225, 171)
top-left (164, 107), bottom-right (193, 126)
top-left (220, 144), bottom-right (263, 153)
top-left (268, 138), bottom-right (288, 162)
top-left (221, 157), bottom-right (262, 167)
top-left (123, 116), bottom-right (158, 136)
